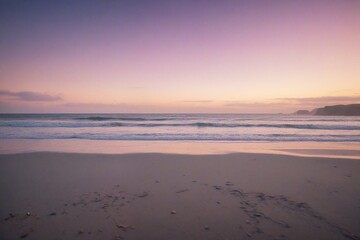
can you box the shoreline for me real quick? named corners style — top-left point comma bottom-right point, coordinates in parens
top-left (1, 139), bottom-right (360, 159)
top-left (1, 152), bottom-right (359, 239)
top-left (1, 150), bottom-right (360, 160)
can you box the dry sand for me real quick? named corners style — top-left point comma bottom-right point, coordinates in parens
top-left (0, 152), bottom-right (359, 240)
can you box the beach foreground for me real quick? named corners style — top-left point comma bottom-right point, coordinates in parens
top-left (0, 152), bottom-right (359, 240)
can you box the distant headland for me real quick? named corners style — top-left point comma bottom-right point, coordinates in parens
top-left (295, 104), bottom-right (360, 116)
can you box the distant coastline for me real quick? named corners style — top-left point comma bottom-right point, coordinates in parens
top-left (295, 104), bottom-right (360, 116)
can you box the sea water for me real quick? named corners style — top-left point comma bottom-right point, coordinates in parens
top-left (0, 113), bottom-right (359, 142)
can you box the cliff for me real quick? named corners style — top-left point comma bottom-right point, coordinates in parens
top-left (313, 104), bottom-right (360, 116)
top-left (295, 104), bottom-right (360, 116)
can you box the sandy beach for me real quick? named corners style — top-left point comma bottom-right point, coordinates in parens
top-left (0, 152), bottom-right (359, 240)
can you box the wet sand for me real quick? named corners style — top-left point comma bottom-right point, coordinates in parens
top-left (0, 152), bottom-right (359, 240)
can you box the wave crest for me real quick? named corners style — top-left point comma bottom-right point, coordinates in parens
top-left (1, 121), bottom-right (360, 130)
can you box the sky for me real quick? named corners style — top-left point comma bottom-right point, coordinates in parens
top-left (0, 0), bottom-right (359, 113)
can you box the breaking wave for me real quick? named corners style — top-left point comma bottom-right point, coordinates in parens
top-left (1, 121), bottom-right (360, 130)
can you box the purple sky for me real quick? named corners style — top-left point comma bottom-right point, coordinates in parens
top-left (1, 0), bottom-right (359, 113)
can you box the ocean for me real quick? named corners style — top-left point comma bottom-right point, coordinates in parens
top-left (0, 113), bottom-right (359, 142)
